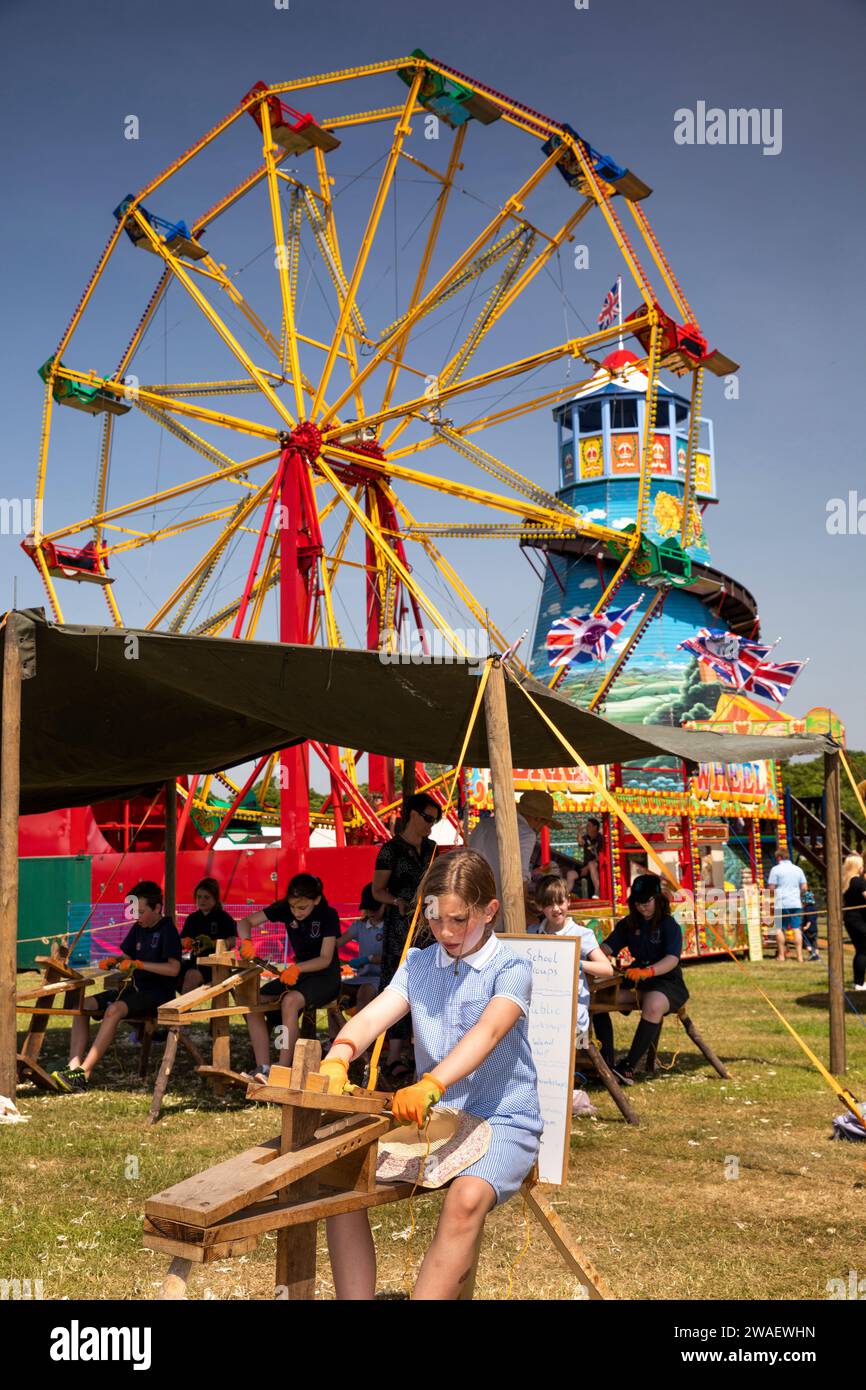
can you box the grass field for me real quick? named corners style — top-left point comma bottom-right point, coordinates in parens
top-left (3, 953), bottom-right (866, 1301)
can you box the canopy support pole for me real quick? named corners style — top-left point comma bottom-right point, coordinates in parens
top-left (483, 659), bottom-right (525, 933)
top-left (825, 746), bottom-right (845, 1074)
top-left (164, 779), bottom-right (177, 922)
top-left (0, 615), bottom-right (23, 1098)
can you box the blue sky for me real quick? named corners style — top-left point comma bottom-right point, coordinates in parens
top-left (2, 0), bottom-right (864, 743)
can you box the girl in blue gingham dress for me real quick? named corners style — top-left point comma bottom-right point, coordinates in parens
top-left (319, 850), bottom-right (543, 1301)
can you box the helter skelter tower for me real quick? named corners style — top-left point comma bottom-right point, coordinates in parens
top-left (27, 51), bottom-right (737, 866)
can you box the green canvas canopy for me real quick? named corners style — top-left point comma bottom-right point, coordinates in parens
top-left (5, 610), bottom-right (828, 814)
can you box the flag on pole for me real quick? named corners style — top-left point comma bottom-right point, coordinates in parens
top-left (677, 628), bottom-right (806, 702)
top-left (546, 598), bottom-right (643, 668)
top-left (597, 280), bottom-right (621, 330)
top-left (739, 659), bottom-right (807, 704)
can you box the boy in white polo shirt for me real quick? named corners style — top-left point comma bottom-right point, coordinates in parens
top-left (530, 874), bottom-right (614, 1035)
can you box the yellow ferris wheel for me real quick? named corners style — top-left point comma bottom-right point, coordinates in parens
top-left (27, 51), bottom-right (732, 845)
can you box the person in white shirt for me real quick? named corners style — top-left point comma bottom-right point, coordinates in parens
top-left (529, 874), bottom-right (614, 1036)
top-left (767, 849), bottom-right (807, 963)
top-left (468, 789), bottom-right (561, 928)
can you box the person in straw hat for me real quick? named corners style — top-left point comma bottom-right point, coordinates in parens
top-left (318, 849), bottom-right (542, 1300)
top-left (468, 788), bottom-right (561, 927)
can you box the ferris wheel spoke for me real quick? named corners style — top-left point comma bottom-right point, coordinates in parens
top-left (315, 455), bottom-right (468, 657)
top-left (319, 144), bottom-right (563, 429)
top-left (103, 503), bottom-right (242, 556)
top-left (258, 95), bottom-right (306, 418)
top-left (311, 71), bottom-right (424, 418)
top-left (378, 124), bottom-right (467, 419)
top-left (382, 485), bottom-right (531, 675)
top-left (326, 318), bottom-right (643, 443)
top-left (384, 370), bottom-right (626, 466)
top-left (125, 206), bottom-right (298, 432)
top-left (41, 448), bottom-right (279, 547)
top-left (305, 153), bottom-right (367, 418)
top-left (146, 468), bottom-right (278, 631)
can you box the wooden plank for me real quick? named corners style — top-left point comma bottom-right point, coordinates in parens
top-left (167, 969), bottom-right (256, 1013)
top-left (277, 1039), bottom-right (322, 1299)
top-left (33, 955), bottom-right (87, 979)
top-left (246, 1083), bottom-right (390, 1116)
top-left (144, 1182), bottom-right (415, 1249)
top-left (522, 1181), bottom-right (613, 1300)
top-left (195, 1064), bottom-right (253, 1088)
top-left (15, 976), bottom-right (99, 1002)
top-left (145, 1117), bottom-right (390, 1227)
top-left (143, 1227), bottom-right (259, 1264)
top-left (16, 1007), bottom-right (90, 1017)
top-left (158, 1001), bottom-right (274, 1024)
top-left (17, 1052), bottom-right (60, 1091)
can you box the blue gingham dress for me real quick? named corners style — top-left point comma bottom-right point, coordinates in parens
top-left (386, 935), bottom-right (542, 1204)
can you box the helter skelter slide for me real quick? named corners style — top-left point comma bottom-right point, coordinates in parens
top-left (25, 51), bottom-right (737, 852)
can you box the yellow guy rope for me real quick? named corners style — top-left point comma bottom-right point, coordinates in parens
top-left (505, 667), bottom-right (864, 1127)
top-left (841, 750), bottom-right (866, 827)
top-left (367, 660), bottom-right (492, 1090)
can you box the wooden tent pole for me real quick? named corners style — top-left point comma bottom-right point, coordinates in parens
top-left (483, 659), bottom-right (525, 934)
top-left (0, 615), bottom-right (23, 1098)
top-left (400, 756), bottom-right (416, 830)
top-left (164, 779), bottom-right (177, 923)
top-left (824, 746), bottom-right (845, 1075)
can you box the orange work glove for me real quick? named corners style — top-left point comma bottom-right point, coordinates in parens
top-left (279, 963), bottom-right (300, 986)
top-left (318, 1056), bottom-right (350, 1095)
top-left (117, 958), bottom-right (137, 974)
top-left (624, 965), bottom-right (655, 983)
top-left (239, 939), bottom-right (257, 960)
top-left (392, 1073), bottom-right (447, 1128)
top-left (97, 957), bottom-right (116, 971)
top-left (181, 936), bottom-right (195, 951)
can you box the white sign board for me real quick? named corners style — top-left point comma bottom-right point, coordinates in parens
top-left (502, 934), bottom-right (579, 1186)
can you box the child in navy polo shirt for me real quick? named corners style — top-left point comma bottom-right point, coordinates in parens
top-left (178, 877), bottom-right (238, 993)
top-left (236, 873), bottom-right (342, 1081)
top-left (51, 880), bottom-right (182, 1092)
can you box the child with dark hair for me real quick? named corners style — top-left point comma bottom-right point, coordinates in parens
top-left (178, 877), bottom-right (237, 993)
top-left (319, 849), bottom-right (541, 1300)
top-left (592, 872), bottom-right (689, 1084)
top-left (51, 881), bottom-right (182, 1092)
top-left (530, 875), bottom-right (613, 1036)
top-left (236, 872), bottom-right (341, 1081)
top-left (338, 883), bottom-right (385, 1011)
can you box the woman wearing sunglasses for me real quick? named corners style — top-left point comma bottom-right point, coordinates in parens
top-left (372, 792), bottom-right (441, 1085)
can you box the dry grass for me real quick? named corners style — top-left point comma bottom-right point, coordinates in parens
top-left (3, 955), bottom-right (866, 1300)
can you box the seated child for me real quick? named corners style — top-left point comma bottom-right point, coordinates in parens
top-left (339, 883), bottom-right (385, 1011)
top-left (530, 874), bottom-right (613, 1039)
top-left (236, 872), bottom-right (341, 1081)
top-left (51, 880), bottom-right (182, 1092)
top-left (178, 877), bottom-right (237, 993)
top-left (319, 850), bottom-right (542, 1301)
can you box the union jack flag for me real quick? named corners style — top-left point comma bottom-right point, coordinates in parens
top-left (677, 628), bottom-right (806, 703)
top-left (597, 280), bottom-right (621, 330)
top-left (547, 598), bottom-right (643, 668)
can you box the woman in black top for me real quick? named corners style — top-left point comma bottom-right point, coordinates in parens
top-left (237, 873), bottom-right (341, 1080)
top-left (592, 872), bottom-right (689, 1084)
top-left (842, 854), bottom-right (866, 988)
top-left (372, 792), bottom-right (440, 1078)
top-left (178, 878), bottom-right (237, 993)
